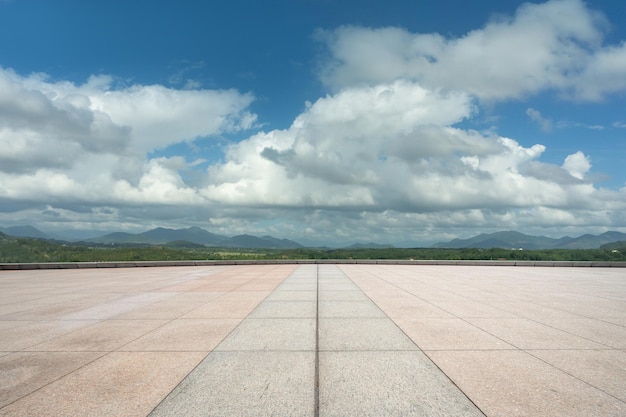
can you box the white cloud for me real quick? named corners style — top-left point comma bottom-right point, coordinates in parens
top-left (0, 66), bottom-right (256, 207)
top-left (563, 151), bottom-right (591, 180)
top-left (572, 42), bottom-right (626, 100)
top-left (202, 81), bottom-right (487, 209)
top-left (87, 79), bottom-right (256, 153)
top-left (0, 67), bottom-right (256, 163)
top-left (202, 79), bottom-right (624, 224)
top-left (317, 0), bottom-right (625, 102)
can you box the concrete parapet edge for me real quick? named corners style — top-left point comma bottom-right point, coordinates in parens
top-left (1, 260), bottom-right (625, 270)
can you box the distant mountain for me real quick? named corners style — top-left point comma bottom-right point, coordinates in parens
top-left (435, 231), bottom-right (555, 249)
top-left (90, 227), bottom-right (227, 245)
top-left (89, 232), bottom-right (134, 243)
top-left (435, 231), bottom-right (626, 249)
top-left (258, 235), bottom-right (304, 249)
top-left (226, 234), bottom-right (303, 249)
top-left (0, 225), bottom-right (50, 239)
top-left (556, 232), bottom-right (626, 249)
top-left (89, 227), bottom-right (303, 249)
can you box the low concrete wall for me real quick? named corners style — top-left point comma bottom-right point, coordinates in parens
top-left (1, 259), bottom-right (625, 270)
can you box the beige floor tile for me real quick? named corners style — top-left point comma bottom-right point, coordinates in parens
top-left (319, 318), bottom-right (417, 351)
top-left (266, 290), bottom-right (317, 301)
top-left (319, 351), bottom-right (484, 417)
top-left (149, 351), bottom-right (315, 417)
top-left (317, 290), bottom-right (369, 301)
top-left (319, 301), bottom-right (385, 318)
top-left (214, 318), bottom-right (316, 351)
top-left (248, 301), bottom-right (317, 318)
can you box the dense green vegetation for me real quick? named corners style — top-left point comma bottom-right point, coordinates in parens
top-left (1, 233), bottom-right (625, 263)
top-left (277, 246), bottom-right (626, 261)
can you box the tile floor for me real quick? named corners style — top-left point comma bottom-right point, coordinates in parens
top-left (0, 264), bottom-right (624, 416)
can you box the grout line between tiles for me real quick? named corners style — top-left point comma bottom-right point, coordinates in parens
top-left (314, 264), bottom-right (320, 417)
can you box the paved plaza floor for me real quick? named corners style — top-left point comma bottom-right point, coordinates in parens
top-left (0, 264), bottom-right (624, 416)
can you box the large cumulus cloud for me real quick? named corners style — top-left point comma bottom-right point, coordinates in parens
top-left (203, 79), bottom-right (623, 217)
top-left (317, 0), bottom-right (625, 101)
top-left (0, 67), bottom-right (255, 207)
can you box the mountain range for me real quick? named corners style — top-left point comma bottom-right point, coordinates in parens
top-left (1, 225), bottom-right (625, 250)
top-left (89, 227), bottom-right (304, 249)
top-left (0, 226), bottom-right (303, 249)
top-left (434, 230), bottom-right (626, 250)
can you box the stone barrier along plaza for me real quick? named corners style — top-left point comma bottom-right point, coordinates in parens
top-left (1, 260), bottom-right (625, 270)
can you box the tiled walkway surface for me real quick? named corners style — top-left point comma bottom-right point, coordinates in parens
top-left (0, 264), bottom-right (624, 416)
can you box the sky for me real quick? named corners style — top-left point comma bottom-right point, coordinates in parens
top-left (1, 0), bottom-right (625, 246)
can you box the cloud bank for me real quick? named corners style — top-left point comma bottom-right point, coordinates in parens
top-left (317, 0), bottom-right (626, 101)
top-left (1, 0), bottom-right (625, 244)
top-left (0, 68), bottom-right (254, 205)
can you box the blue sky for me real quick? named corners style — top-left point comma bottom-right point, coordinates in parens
top-left (0, 0), bottom-right (625, 246)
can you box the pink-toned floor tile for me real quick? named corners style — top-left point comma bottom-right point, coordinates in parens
top-left (1, 302), bottom-right (98, 321)
top-left (429, 300), bottom-right (518, 318)
top-left (0, 351), bottom-right (206, 417)
top-left (122, 318), bottom-right (240, 351)
top-left (0, 351), bottom-right (104, 407)
top-left (373, 299), bottom-right (453, 318)
top-left (466, 318), bottom-right (606, 349)
top-left (112, 300), bottom-right (207, 319)
top-left (428, 350), bottom-right (625, 417)
top-left (0, 321), bottom-right (31, 332)
top-left (23, 319), bottom-right (168, 352)
top-left (182, 300), bottom-right (262, 319)
top-left (394, 317), bottom-right (514, 350)
top-left (0, 320), bottom-right (96, 351)
top-left (541, 318), bottom-right (626, 349)
top-left (214, 291), bottom-right (272, 302)
top-left (528, 349), bottom-right (626, 402)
